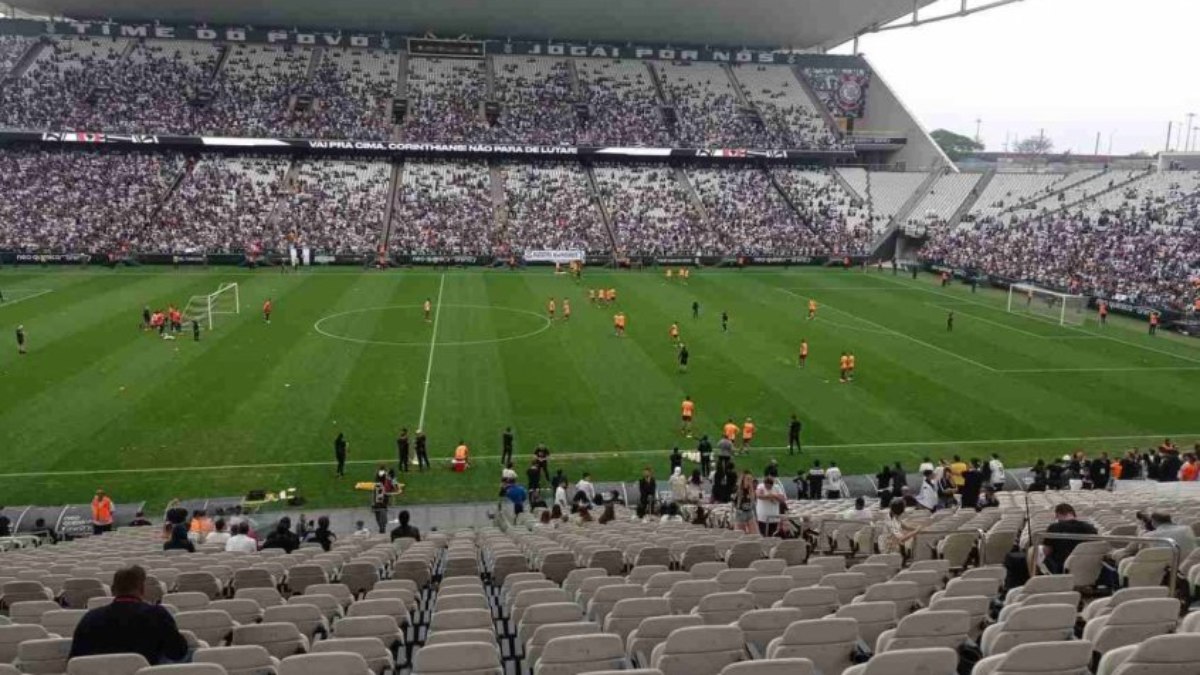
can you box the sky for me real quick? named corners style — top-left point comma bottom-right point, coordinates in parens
top-left (830, 0), bottom-right (1200, 156)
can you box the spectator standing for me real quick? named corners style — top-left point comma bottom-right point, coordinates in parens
top-left (263, 517), bottom-right (300, 553)
top-left (534, 443), bottom-right (550, 480)
top-left (755, 475), bottom-right (787, 536)
top-left (637, 466), bottom-right (657, 514)
top-left (875, 465), bottom-right (893, 507)
top-left (731, 471), bottom-right (756, 535)
top-left (69, 566), bottom-right (188, 665)
top-left (988, 454), bottom-right (1006, 490)
top-left (16, 324), bottom-right (26, 355)
top-left (0, 509), bottom-right (9, 537)
top-left (504, 480), bottom-right (528, 517)
top-left (806, 461), bottom-right (824, 500)
top-left (334, 433), bottom-right (348, 477)
top-left (91, 489), bottom-right (114, 535)
top-left (716, 435), bottom-right (734, 473)
top-left (825, 462), bottom-right (845, 499)
top-left (960, 460), bottom-right (983, 509)
top-left (949, 455), bottom-right (967, 490)
top-left (891, 462), bottom-right (907, 498)
top-left (916, 470), bottom-right (939, 511)
top-left (370, 480), bottom-right (390, 534)
top-left (669, 446), bottom-right (683, 475)
top-left (1091, 452), bottom-right (1113, 488)
top-left (390, 510), bottom-right (421, 541)
top-left (554, 478), bottom-right (570, 512)
top-left (526, 459), bottom-right (542, 491)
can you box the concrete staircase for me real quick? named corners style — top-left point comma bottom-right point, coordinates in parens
top-left (674, 167), bottom-right (709, 224)
top-left (489, 164), bottom-right (507, 239)
top-left (379, 161), bottom-right (404, 253)
top-left (583, 163), bottom-right (619, 254)
top-left (1054, 168), bottom-right (1155, 213)
top-left (1, 37), bottom-right (47, 82)
top-left (764, 167), bottom-right (820, 235)
top-left (946, 170), bottom-right (994, 228)
top-left (889, 170), bottom-right (944, 229)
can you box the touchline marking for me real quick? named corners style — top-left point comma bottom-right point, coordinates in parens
top-left (778, 287), bottom-right (999, 372)
top-left (417, 273), bottom-right (446, 431)
top-left (0, 289), bottom-right (53, 308)
top-left (2, 433), bottom-right (1195, 479)
top-left (1000, 366), bottom-right (1200, 373)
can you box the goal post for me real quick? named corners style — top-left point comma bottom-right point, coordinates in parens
top-left (182, 282), bottom-right (240, 330)
top-left (1006, 283), bottom-right (1088, 326)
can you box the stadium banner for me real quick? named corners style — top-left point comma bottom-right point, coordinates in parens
top-left (394, 254), bottom-right (494, 266)
top-left (6, 252), bottom-right (91, 264)
top-left (741, 255), bottom-right (826, 266)
top-left (523, 250), bottom-right (585, 263)
top-left (2, 18), bottom-right (873, 68)
top-left (800, 66), bottom-right (871, 119)
top-left (0, 131), bottom-right (857, 160)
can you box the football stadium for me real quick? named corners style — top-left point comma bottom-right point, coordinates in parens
top-left (1, 0), bottom-right (1200, 672)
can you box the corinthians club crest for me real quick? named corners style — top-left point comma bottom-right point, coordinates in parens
top-left (835, 73), bottom-right (867, 116)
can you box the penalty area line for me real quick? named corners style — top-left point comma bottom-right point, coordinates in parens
top-left (3, 433), bottom-right (1196, 479)
top-left (0, 289), bottom-right (53, 309)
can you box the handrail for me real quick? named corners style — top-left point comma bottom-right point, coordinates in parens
top-left (1029, 531), bottom-right (1181, 595)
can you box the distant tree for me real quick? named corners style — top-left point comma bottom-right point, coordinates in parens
top-left (931, 129), bottom-right (984, 161)
top-left (1013, 135), bottom-right (1054, 155)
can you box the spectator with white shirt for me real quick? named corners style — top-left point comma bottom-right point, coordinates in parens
top-left (916, 470), bottom-right (940, 512)
top-left (205, 519), bottom-right (231, 546)
top-left (224, 521), bottom-right (258, 553)
top-left (824, 462), bottom-right (846, 499)
top-left (755, 474), bottom-right (787, 537)
top-left (554, 480), bottom-right (570, 512)
top-left (988, 454), bottom-right (1006, 491)
top-left (576, 472), bottom-right (596, 504)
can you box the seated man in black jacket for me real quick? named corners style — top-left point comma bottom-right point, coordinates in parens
top-left (70, 565), bottom-right (188, 664)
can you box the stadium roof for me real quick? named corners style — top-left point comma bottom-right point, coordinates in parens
top-left (10, 0), bottom-right (941, 50)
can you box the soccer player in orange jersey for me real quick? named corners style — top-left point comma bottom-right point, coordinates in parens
top-left (1149, 311), bottom-right (1160, 336)
top-left (613, 312), bottom-right (626, 337)
top-left (665, 268), bottom-right (673, 280)
top-left (423, 298), bottom-right (432, 322)
top-left (847, 352), bottom-right (857, 381)
top-left (839, 352), bottom-right (850, 383)
top-left (723, 418), bottom-right (738, 444)
top-left (807, 299), bottom-right (817, 320)
top-left (588, 289), bottom-right (596, 304)
top-left (262, 298), bottom-right (272, 324)
top-left (680, 396), bottom-right (695, 436)
top-left (547, 297), bottom-right (556, 319)
top-left (799, 339), bottom-right (809, 368)
top-left (562, 298), bottom-right (571, 320)
top-left (741, 417), bottom-right (755, 452)
top-left (669, 322), bottom-right (680, 344)
top-left (1098, 300), bottom-right (1108, 326)
top-left (608, 288), bottom-right (617, 304)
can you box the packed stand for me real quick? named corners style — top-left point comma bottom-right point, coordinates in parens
top-left (732, 64), bottom-right (843, 150)
top-left (489, 56), bottom-right (578, 145)
top-left (574, 57), bottom-right (673, 147)
top-left (0, 35), bottom-right (37, 77)
top-left (389, 159), bottom-right (493, 255)
top-left (688, 166), bottom-right (808, 255)
top-left (272, 160), bottom-right (392, 253)
top-left (195, 44), bottom-right (311, 137)
top-left (654, 62), bottom-right (776, 149)
top-left (0, 37), bottom-right (129, 132)
top-left (922, 208), bottom-right (1200, 311)
top-left (283, 49), bottom-right (399, 140)
top-left (592, 163), bottom-right (716, 256)
top-left (0, 148), bottom-right (184, 252)
top-left (151, 156), bottom-right (289, 253)
top-left (772, 168), bottom-right (874, 255)
top-left (497, 162), bottom-right (610, 253)
top-left (401, 57), bottom-right (490, 143)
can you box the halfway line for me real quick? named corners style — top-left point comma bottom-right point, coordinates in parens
top-left (0, 289), bottom-right (53, 309)
top-left (417, 273), bottom-right (446, 431)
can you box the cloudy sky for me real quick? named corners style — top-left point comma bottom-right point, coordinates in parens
top-left (831, 0), bottom-right (1200, 156)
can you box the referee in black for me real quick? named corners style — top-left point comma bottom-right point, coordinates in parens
top-left (788, 415), bottom-right (802, 454)
top-left (501, 427), bottom-right (514, 466)
top-left (397, 428), bottom-right (410, 472)
top-left (334, 433), bottom-right (347, 477)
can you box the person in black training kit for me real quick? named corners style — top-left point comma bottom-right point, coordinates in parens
top-left (697, 435), bottom-right (713, 477)
top-left (70, 565), bottom-right (188, 664)
top-left (787, 415), bottom-right (802, 454)
top-left (501, 427), bottom-right (514, 466)
top-left (946, 310), bottom-right (954, 332)
top-left (415, 429), bottom-right (430, 470)
top-left (397, 428), bottom-right (410, 472)
top-left (192, 320), bottom-right (200, 342)
top-left (526, 459), bottom-right (542, 491)
top-left (142, 305), bottom-right (151, 330)
top-left (678, 343), bottom-right (689, 372)
top-left (390, 509), bottom-right (421, 542)
top-left (669, 446), bottom-right (683, 475)
top-left (720, 311), bottom-right (728, 332)
top-left (334, 432), bottom-right (348, 477)
top-left (692, 300), bottom-right (700, 319)
top-left (534, 443), bottom-right (550, 480)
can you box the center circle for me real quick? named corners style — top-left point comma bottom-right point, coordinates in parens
top-left (313, 304), bottom-right (552, 347)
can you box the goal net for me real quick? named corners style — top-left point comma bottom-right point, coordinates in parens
top-left (182, 282), bottom-right (240, 330)
top-left (1006, 283), bottom-right (1088, 326)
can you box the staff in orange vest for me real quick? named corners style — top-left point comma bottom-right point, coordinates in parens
top-left (91, 489), bottom-right (114, 535)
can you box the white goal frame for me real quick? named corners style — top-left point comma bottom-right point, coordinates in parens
top-left (183, 282), bottom-right (240, 330)
top-left (1006, 283), bottom-right (1087, 326)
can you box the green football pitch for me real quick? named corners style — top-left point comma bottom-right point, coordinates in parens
top-left (1, 266), bottom-right (1197, 512)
